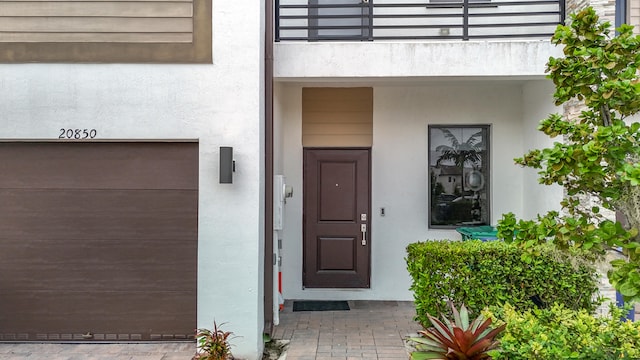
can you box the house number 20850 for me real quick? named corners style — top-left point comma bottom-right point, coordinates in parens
top-left (59, 128), bottom-right (97, 139)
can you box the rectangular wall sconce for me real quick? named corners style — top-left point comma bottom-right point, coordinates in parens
top-left (220, 146), bottom-right (234, 184)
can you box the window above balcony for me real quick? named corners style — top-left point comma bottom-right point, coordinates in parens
top-left (275, 0), bottom-right (566, 41)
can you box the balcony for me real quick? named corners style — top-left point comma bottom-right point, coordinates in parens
top-left (275, 0), bottom-right (566, 41)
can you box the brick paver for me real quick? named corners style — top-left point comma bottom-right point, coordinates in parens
top-left (274, 300), bottom-right (422, 360)
top-left (0, 301), bottom-right (421, 360)
top-left (0, 342), bottom-right (195, 360)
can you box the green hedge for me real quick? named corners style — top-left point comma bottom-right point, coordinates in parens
top-left (484, 304), bottom-right (640, 359)
top-left (405, 240), bottom-right (599, 327)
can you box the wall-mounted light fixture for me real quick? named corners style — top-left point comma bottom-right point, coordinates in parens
top-left (219, 146), bottom-right (234, 184)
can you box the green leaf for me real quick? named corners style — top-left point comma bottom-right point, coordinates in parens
top-left (611, 259), bottom-right (628, 267)
top-left (427, 316), bottom-right (454, 344)
top-left (411, 352), bottom-right (446, 360)
top-left (459, 304), bottom-right (470, 330)
top-left (619, 282), bottom-right (639, 297)
top-left (410, 337), bottom-right (447, 349)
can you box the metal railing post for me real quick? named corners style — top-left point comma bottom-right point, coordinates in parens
top-left (559, 0), bottom-right (566, 25)
top-left (368, 0), bottom-right (374, 41)
top-left (463, 0), bottom-right (469, 40)
top-left (274, 0), bottom-right (280, 42)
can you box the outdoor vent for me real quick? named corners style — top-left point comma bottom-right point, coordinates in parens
top-left (36, 334), bottom-right (93, 340)
top-left (0, 333), bottom-right (28, 340)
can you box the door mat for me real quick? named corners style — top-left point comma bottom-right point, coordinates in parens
top-left (292, 300), bottom-right (350, 312)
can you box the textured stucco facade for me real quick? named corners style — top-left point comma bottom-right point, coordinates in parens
top-left (0, 1), bottom-right (266, 358)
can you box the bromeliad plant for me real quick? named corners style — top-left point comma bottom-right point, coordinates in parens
top-left (409, 303), bottom-right (505, 360)
top-left (193, 321), bottom-right (235, 360)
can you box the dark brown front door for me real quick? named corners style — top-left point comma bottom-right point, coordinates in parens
top-left (303, 149), bottom-right (370, 288)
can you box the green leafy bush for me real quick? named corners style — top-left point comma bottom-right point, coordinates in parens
top-left (483, 303), bottom-right (640, 359)
top-left (406, 240), bottom-right (599, 327)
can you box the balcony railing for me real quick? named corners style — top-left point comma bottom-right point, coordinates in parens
top-left (276, 0), bottom-right (566, 41)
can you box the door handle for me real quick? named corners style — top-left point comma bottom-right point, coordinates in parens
top-left (361, 224), bottom-right (367, 246)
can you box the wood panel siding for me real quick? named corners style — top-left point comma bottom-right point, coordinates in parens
top-left (0, 142), bottom-right (198, 189)
top-left (0, 0), bottom-right (211, 62)
top-left (0, 2), bottom-right (193, 18)
top-left (0, 142), bottom-right (198, 341)
top-left (302, 88), bottom-right (373, 147)
top-left (0, 33), bottom-right (193, 42)
top-left (0, 18), bottom-right (193, 34)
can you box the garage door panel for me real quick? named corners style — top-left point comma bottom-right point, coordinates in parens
top-left (0, 239), bottom-right (196, 291)
top-left (0, 290), bottom-right (196, 340)
top-left (0, 142), bottom-right (198, 341)
top-left (0, 189), bottom-right (198, 240)
top-left (0, 142), bottom-right (198, 190)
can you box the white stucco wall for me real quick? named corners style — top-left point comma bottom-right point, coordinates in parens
top-left (0, 1), bottom-right (265, 358)
top-left (276, 80), bottom-right (563, 301)
top-left (521, 80), bottom-right (564, 219)
top-left (274, 41), bottom-right (563, 80)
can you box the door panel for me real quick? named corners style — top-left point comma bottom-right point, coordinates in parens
top-left (303, 148), bottom-right (370, 288)
top-left (318, 237), bottom-right (356, 270)
top-left (0, 142), bottom-right (197, 341)
top-left (319, 161), bottom-right (356, 221)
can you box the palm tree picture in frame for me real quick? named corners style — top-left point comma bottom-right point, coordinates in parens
top-left (428, 125), bottom-right (490, 228)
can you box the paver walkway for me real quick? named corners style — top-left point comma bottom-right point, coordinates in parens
top-left (272, 300), bottom-right (422, 360)
top-left (0, 342), bottom-right (195, 360)
top-left (0, 300), bottom-right (422, 360)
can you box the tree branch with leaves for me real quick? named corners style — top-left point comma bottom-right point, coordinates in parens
top-left (497, 7), bottom-right (640, 302)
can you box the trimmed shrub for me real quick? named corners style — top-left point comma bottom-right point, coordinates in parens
top-left (483, 303), bottom-right (640, 359)
top-left (405, 240), bottom-right (599, 327)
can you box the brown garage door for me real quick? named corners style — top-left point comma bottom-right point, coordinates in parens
top-left (0, 142), bottom-right (198, 341)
